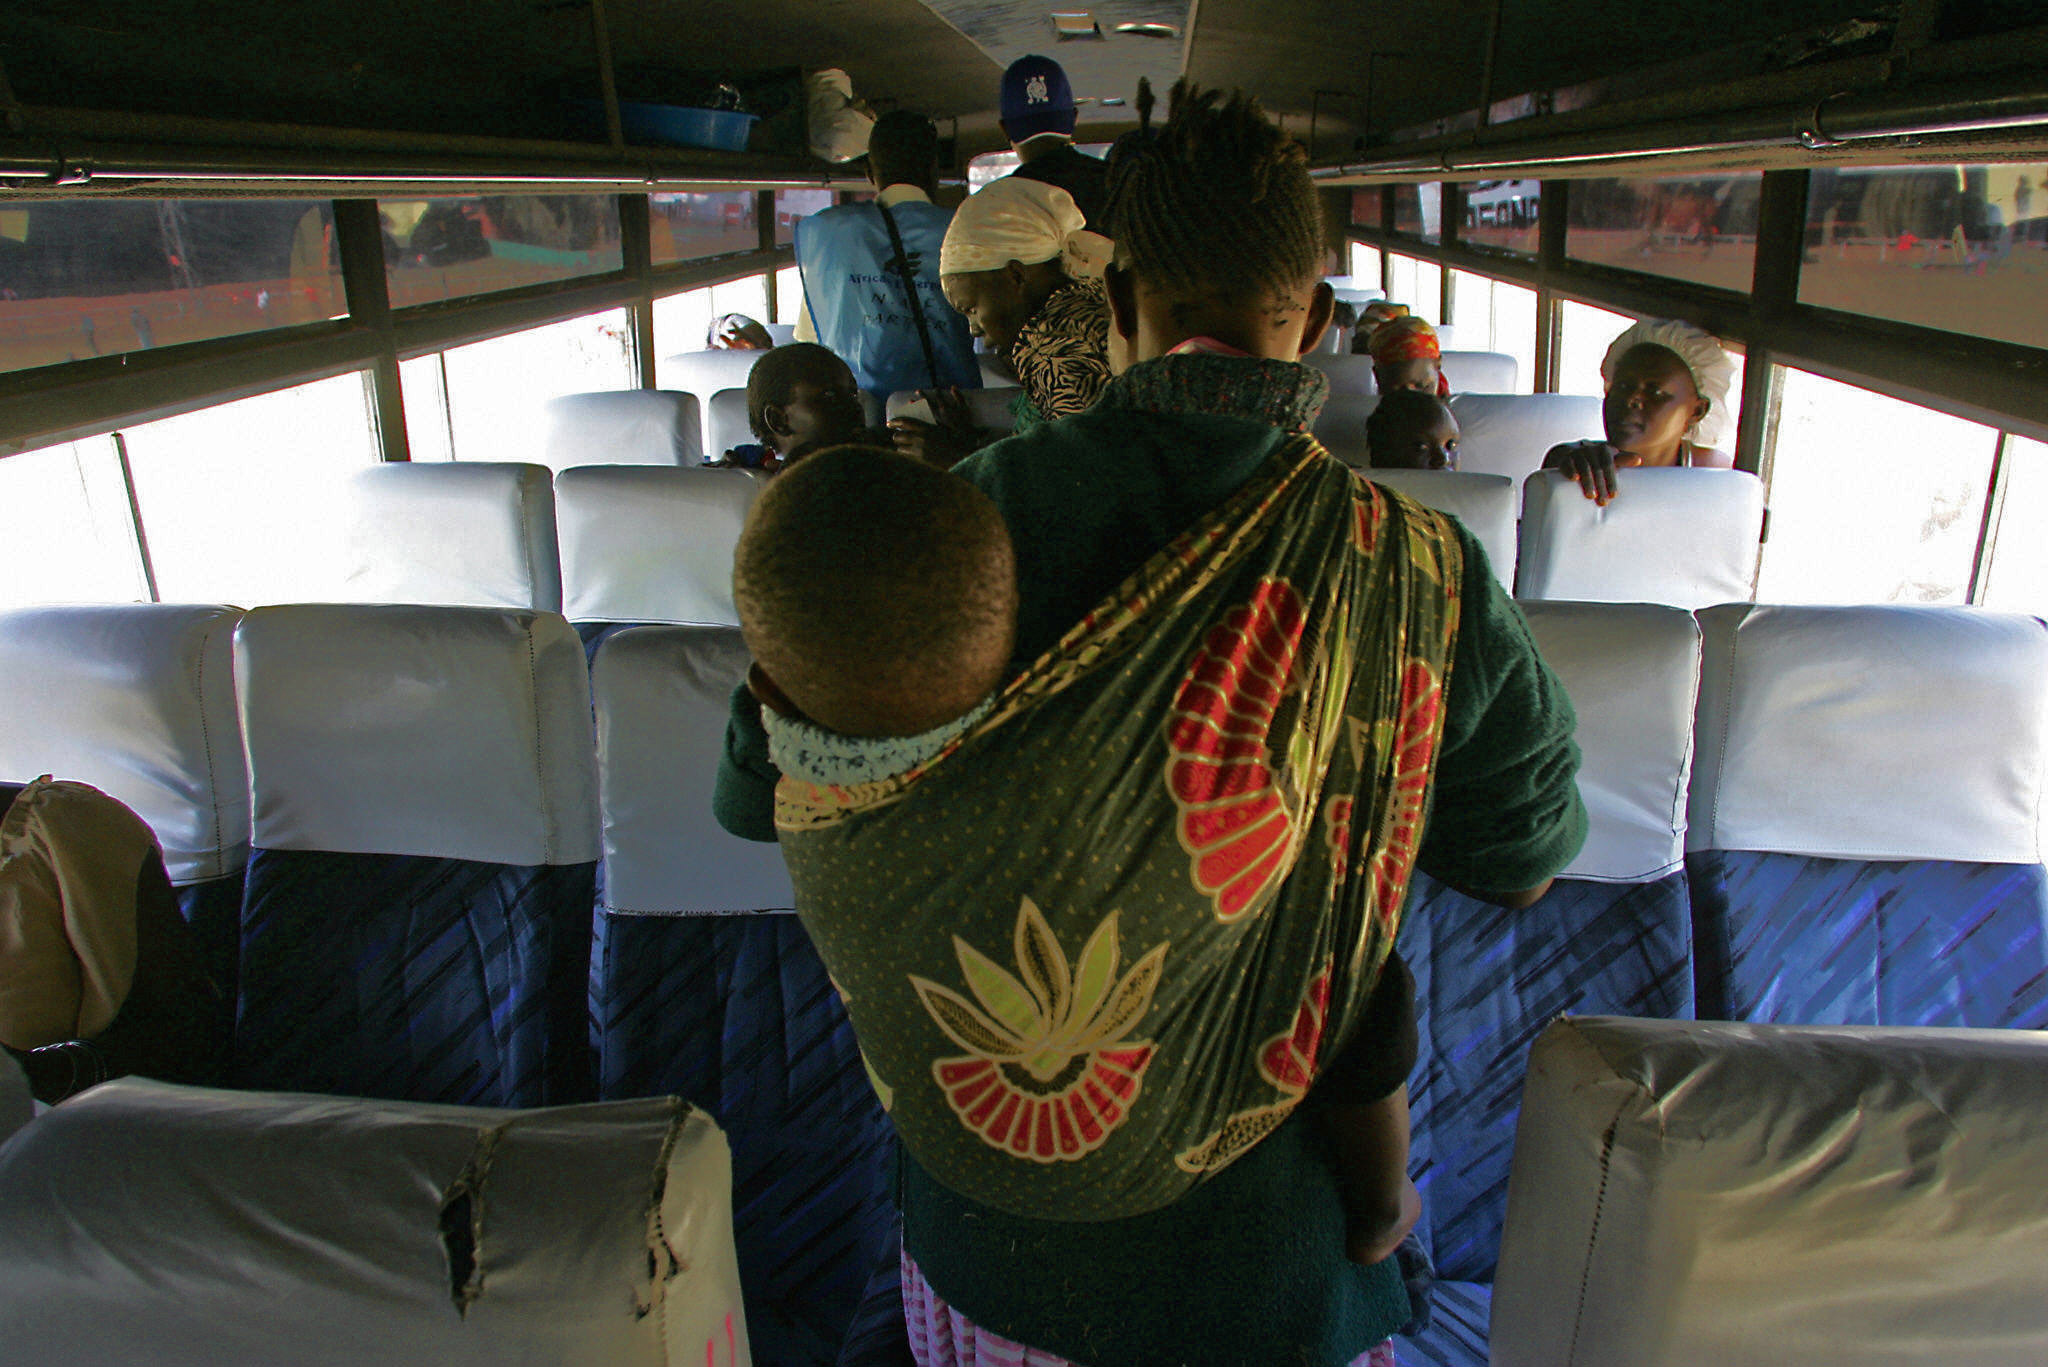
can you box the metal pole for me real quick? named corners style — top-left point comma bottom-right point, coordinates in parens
top-left (332, 199), bottom-right (411, 462)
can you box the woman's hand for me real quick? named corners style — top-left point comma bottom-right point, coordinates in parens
top-left (889, 388), bottom-right (980, 468)
top-left (1543, 440), bottom-right (1642, 505)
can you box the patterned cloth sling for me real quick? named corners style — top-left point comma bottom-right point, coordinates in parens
top-left (777, 436), bottom-right (1465, 1221)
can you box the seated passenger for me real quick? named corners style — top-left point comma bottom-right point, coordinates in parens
top-left (1367, 315), bottom-right (1450, 397)
top-left (1350, 299), bottom-right (1410, 354)
top-left (1543, 317), bottom-right (1737, 504)
top-left (717, 77), bottom-right (1586, 1367)
top-left (1366, 388), bottom-right (1461, 471)
top-left (708, 312), bottom-right (775, 351)
top-left (0, 778), bottom-right (224, 1105)
top-left (735, 440), bottom-right (1430, 1308)
top-left (718, 342), bottom-right (889, 473)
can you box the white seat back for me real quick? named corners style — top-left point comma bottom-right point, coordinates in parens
top-left (1517, 467), bottom-right (1765, 609)
top-left (555, 466), bottom-right (761, 626)
top-left (593, 627), bottom-right (795, 914)
top-left (1521, 602), bottom-right (1700, 882)
top-left (1312, 392), bottom-right (1380, 462)
top-left (338, 462), bottom-right (561, 612)
top-left (235, 605), bottom-right (598, 866)
top-left (704, 388), bottom-right (756, 458)
top-left (763, 323), bottom-right (796, 345)
top-left (544, 390), bottom-right (701, 469)
top-left (0, 1079), bottom-right (749, 1367)
top-left (885, 387), bottom-right (1024, 432)
top-left (1493, 1016), bottom-right (2048, 1367)
top-left (1324, 278), bottom-right (1386, 307)
top-left (1301, 351), bottom-right (1378, 395)
top-left (0, 604), bottom-right (246, 884)
top-left (1445, 393), bottom-right (1604, 482)
top-left (1689, 604), bottom-right (2048, 862)
top-left (1363, 471), bottom-right (1517, 588)
top-left (655, 348), bottom-right (764, 403)
top-left (1439, 349), bottom-right (1518, 394)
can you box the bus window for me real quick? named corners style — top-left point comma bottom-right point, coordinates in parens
top-left (1461, 180), bottom-right (1541, 257)
top-left (1347, 241), bottom-right (1383, 290)
top-left (0, 199), bottom-right (343, 375)
top-left (651, 276), bottom-right (771, 358)
top-left (650, 192), bottom-right (758, 265)
top-left (1566, 173), bottom-right (1761, 294)
top-left (775, 266), bottom-right (803, 325)
top-left (1391, 182), bottom-right (1442, 242)
top-left (381, 196), bottom-right (623, 309)
top-left (400, 309), bottom-right (636, 464)
top-left (1801, 163), bottom-right (2048, 352)
top-left (122, 374), bottom-right (381, 605)
top-left (0, 437), bottom-right (149, 610)
top-left (1349, 188), bottom-right (1383, 236)
top-left (1448, 270), bottom-right (1537, 393)
top-left (1977, 435), bottom-right (2048, 614)
top-left (774, 190), bottom-right (834, 248)
top-left (1384, 252), bottom-right (1441, 325)
top-left (1756, 367), bottom-right (1998, 606)
top-left (1554, 299), bottom-right (1637, 397)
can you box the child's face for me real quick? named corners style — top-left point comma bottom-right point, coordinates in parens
top-left (771, 357), bottom-right (867, 458)
top-left (1375, 410), bottom-right (1461, 471)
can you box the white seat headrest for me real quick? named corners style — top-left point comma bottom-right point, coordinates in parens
top-left (1438, 350), bottom-right (1519, 394)
top-left (1690, 603), bottom-right (2048, 862)
top-left (0, 1079), bottom-right (748, 1367)
top-left (1493, 1016), bottom-right (2048, 1367)
top-left (1312, 392), bottom-right (1380, 461)
top-left (884, 388), bottom-right (1023, 432)
top-left (1521, 602), bottom-right (1700, 881)
top-left (0, 604), bottom-right (247, 883)
top-left (593, 627), bottom-right (795, 914)
top-left (1445, 393), bottom-right (1604, 483)
top-left (763, 323), bottom-right (796, 345)
top-left (654, 348), bottom-right (765, 402)
top-left (1300, 351), bottom-right (1378, 396)
top-left (704, 387), bottom-right (756, 459)
top-left (544, 390), bottom-right (701, 469)
top-left (1517, 467), bottom-right (1765, 609)
top-left (339, 462), bottom-right (562, 612)
top-left (555, 466), bottom-right (761, 626)
top-left (1362, 471), bottom-right (1517, 590)
top-left (235, 605), bottom-right (598, 865)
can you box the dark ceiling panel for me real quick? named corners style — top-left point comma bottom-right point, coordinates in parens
top-left (605, 0), bottom-right (1000, 123)
top-left (911, 1), bottom-right (1193, 131)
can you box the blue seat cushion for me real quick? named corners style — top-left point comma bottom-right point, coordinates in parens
top-left (1395, 1279), bottom-right (1490, 1367)
top-left (1402, 872), bottom-right (1693, 1283)
top-left (593, 910), bottom-right (896, 1366)
top-left (173, 874), bottom-right (244, 1031)
top-left (1689, 850), bottom-right (2048, 1027)
top-left (233, 849), bottom-right (594, 1106)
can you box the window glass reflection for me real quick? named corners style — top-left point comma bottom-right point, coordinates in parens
top-left (382, 196), bottom-right (623, 307)
top-left (1460, 180), bottom-right (1540, 256)
top-left (651, 192), bottom-right (758, 265)
top-left (1566, 174), bottom-right (1760, 293)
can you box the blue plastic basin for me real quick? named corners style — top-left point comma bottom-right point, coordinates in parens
top-left (617, 102), bottom-right (758, 152)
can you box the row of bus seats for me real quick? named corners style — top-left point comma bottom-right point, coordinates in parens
top-left (3, 595), bottom-right (2042, 1363)
top-left (332, 449), bottom-right (1760, 625)
top-left (0, 1076), bottom-right (752, 1367)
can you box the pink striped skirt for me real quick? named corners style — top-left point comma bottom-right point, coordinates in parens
top-left (901, 1246), bottom-right (1401, 1367)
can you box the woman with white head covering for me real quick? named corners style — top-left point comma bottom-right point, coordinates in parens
top-left (892, 178), bottom-right (1116, 463)
top-left (1544, 317), bottom-right (1738, 504)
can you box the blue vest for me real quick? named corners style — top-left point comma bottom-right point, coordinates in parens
top-left (795, 200), bottom-right (981, 398)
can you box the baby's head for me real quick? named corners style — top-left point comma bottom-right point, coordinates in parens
top-left (746, 343), bottom-right (868, 463)
top-left (1366, 389), bottom-right (1460, 471)
top-left (734, 445), bottom-right (1017, 738)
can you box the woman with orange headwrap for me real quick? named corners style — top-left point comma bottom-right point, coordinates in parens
top-left (1365, 315), bottom-right (1450, 398)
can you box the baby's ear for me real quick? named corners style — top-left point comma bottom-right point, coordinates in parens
top-left (762, 402), bottom-right (794, 440)
top-left (746, 662), bottom-right (803, 720)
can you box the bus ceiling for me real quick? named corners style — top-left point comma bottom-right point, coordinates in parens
top-left (4, 3), bottom-right (2048, 194)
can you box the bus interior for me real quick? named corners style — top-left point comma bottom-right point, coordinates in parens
top-left (2, 2), bottom-right (2047, 1364)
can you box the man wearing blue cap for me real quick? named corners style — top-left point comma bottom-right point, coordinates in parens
top-left (999, 55), bottom-right (1109, 229)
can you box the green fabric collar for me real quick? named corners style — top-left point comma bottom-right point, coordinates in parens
top-left (1097, 352), bottom-right (1329, 433)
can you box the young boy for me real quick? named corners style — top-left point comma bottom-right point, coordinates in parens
top-left (714, 342), bottom-right (888, 473)
top-left (731, 443), bottom-right (1421, 1271)
top-left (1366, 388), bottom-right (1461, 472)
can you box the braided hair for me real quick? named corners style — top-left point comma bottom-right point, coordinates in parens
top-left (1104, 79), bottom-right (1324, 310)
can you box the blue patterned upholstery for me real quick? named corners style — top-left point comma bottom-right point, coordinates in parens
top-left (173, 876), bottom-right (244, 1020)
top-left (593, 910), bottom-right (897, 1365)
top-left (233, 849), bottom-right (594, 1106)
top-left (1402, 872), bottom-right (1694, 1284)
top-left (1690, 850), bottom-right (2048, 1027)
top-left (1395, 1280), bottom-right (1491, 1367)
top-left (834, 1229), bottom-right (915, 1367)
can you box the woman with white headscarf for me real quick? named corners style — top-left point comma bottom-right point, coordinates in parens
top-left (890, 178), bottom-right (1116, 463)
top-left (1544, 317), bottom-right (1739, 504)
